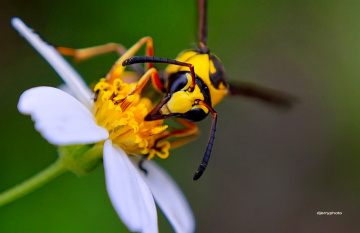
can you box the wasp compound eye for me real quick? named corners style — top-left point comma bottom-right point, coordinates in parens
top-left (168, 72), bottom-right (190, 93)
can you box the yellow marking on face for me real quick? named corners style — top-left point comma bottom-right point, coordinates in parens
top-left (194, 104), bottom-right (209, 114)
top-left (183, 73), bottom-right (192, 90)
top-left (166, 85), bottom-right (204, 114)
top-left (160, 103), bottom-right (171, 115)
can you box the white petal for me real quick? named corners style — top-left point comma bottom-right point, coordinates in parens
top-left (103, 140), bottom-right (158, 233)
top-left (58, 84), bottom-right (76, 97)
top-left (11, 17), bottom-right (93, 109)
top-left (136, 160), bottom-right (196, 233)
top-left (18, 86), bottom-right (108, 145)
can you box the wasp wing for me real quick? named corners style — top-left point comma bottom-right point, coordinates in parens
top-left (228, 82), bottom-right (298, 109)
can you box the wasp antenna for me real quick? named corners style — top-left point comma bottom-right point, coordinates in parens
top-left (193, 101), bottom-right (217, 180)
top-left (198, 0), bottom-right (208, 50)
top-left (122, 56), bottom-right (173, 66)
top-left (122, 56), bottom-right (197, 91)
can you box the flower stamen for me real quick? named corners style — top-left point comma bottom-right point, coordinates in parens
top-left (94, 78), bottom-right (170, 159)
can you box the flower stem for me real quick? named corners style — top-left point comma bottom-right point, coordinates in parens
top-left (0, 159), bottom-right (67, 207)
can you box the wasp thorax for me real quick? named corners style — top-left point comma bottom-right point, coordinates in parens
top-left (93, 78), bottom-right (170, 159)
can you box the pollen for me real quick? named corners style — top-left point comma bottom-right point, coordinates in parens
top-left (93, 78), bottom-right (170, 159)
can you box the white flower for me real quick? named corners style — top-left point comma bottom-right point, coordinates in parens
top-left (12, 17), bottom-right (195, 233)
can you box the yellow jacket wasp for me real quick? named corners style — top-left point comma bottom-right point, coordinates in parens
top-left (57, 0), bottom-right (295, 180)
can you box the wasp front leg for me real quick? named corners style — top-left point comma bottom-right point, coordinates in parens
top-left (228, 82), bottom-right (298, 109)
top-left (165, 119), bottom-right (200, 149)
top-left (124, 67), bottom-right (165, 97)
top-left (149, 118), bottom-right (200, 155)
top-left (137, 119), bottom-right (199, 174)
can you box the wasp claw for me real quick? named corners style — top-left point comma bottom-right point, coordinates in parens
top-left (138, 157), bottom-right (148, 175)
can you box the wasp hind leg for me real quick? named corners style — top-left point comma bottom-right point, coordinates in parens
top-left (228, 82), bottom-right (298, 109)
top-left (57, 43), bottom-right (126, 62)
top-left (57, 43), bottom-right (145, 76)
top-left (57, 37), bottom-right (159, 84)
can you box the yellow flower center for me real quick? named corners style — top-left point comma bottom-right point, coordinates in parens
top-left (93, 78), bottom-right (170, 159)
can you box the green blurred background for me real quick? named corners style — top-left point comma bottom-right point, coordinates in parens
top-left (1, 0), bottom-right (360, 232)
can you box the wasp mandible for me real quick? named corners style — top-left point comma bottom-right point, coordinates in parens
top-left (57, 0), bottom-right (295, 180)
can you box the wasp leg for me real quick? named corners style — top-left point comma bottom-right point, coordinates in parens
top-left (169, 119), bottom-right (199, 149)
top-left (106, 37), bottom-right (163, 85)
top-left (57, 43), bottom-right (144, 75)
top-left (127, 68), bottom-right (164, 95)
top-left (151, 119), bottom-right (199, 153)
top-left (137, 119), bottom-right (198, 175)
top-left (163, 118), bottom-right (200, 147)
top-left (170, 133), bottom-right (200, 150)
top-left (57, 43), bottom-right (126, 62)
top-left (138, 154), bottom-right (149, 175)
top-left (116, 68), bottom-right (164, 111)
top-left (228, 82), bottom-right (298, 109)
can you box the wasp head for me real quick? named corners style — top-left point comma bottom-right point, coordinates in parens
top-left (145, 72), bottom-right (210, 122)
